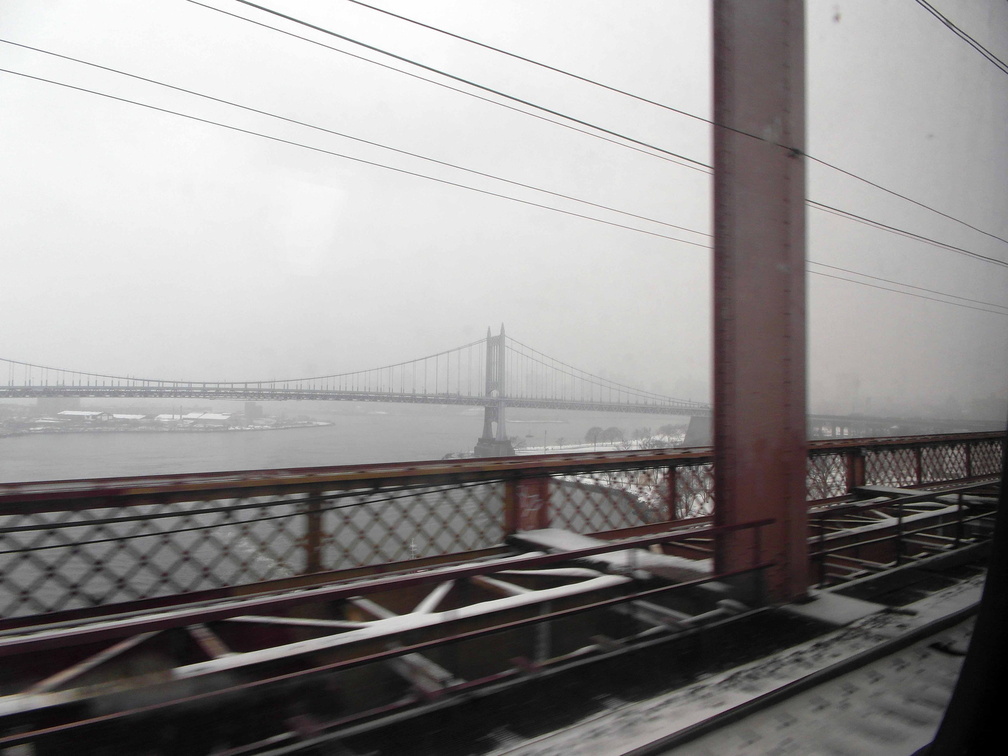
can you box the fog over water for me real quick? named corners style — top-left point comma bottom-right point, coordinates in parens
top-left (0, 403), bottom-right (681, 482)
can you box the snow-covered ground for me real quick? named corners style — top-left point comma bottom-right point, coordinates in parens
top-left (514, 434), bottom-right (685, 456)
top-left (489, 572), bottom-right (984, 755)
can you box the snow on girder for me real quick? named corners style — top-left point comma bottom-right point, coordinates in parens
top-left (510, 528), bottom-right (712, 582)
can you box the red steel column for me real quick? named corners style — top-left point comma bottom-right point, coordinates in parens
top-left (712, 0), bottom-right (808, 603)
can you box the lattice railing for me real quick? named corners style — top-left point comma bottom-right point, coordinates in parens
top-left (806, 452), bottom-right (848, 501)
top-left (317, 483), bottom-right (504, 568)
top-left (0, 499), bottom-right (306, 616)
top-left (0, 432), bottom-right (1000, 619)
top-left (861, 435), bottom-right (1002, 489)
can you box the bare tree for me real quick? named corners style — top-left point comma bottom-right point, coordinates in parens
top-left (600, 427), bottom-right (624, 443)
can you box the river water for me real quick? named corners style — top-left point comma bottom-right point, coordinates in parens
top-left (0, 401), bottom-right (683, 483)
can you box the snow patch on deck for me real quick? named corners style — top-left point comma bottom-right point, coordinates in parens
top-left (510, 528), bottom-right (712, 581)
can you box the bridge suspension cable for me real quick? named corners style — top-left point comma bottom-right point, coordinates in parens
top-left (504, 338), bottom-right (705, 410)
top-left (0, 331), bottom-right (709, 414)
top-left (1, 339), bottom-right (487, 402)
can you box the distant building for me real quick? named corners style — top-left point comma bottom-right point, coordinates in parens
top-left (57, 410), bottom-right (111, 422)
top-left (184, 412), bottom-right (232, 427)
top-left (154, 412), bottom-right (232, 427)
top-left (111, 414), bottom-right (146, 423)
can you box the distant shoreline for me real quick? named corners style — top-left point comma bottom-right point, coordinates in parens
top-left (0, 421), bottom-right (332, 438)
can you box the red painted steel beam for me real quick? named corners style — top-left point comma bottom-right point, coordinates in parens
top-left (0, 447), bottom-right (718, 511)
top-left (0, 519), bottom-right (772, 657)
top-left (712, 0), bottom-right (809, 602)
top-left (0, 434), bottom-right (999, 511)
top-left (0, 561), bottom-right (776, 749)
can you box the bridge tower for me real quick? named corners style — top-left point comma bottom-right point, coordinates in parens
top-left (474, 325), bottom-right (515, 457)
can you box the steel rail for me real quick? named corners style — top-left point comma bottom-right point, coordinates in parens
top-left (620, 601), bottom-right (981, 756)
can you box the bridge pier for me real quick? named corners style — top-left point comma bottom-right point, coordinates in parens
top-left (474, 434), bottom-right (515, 458)
top-left (683, 415), bottom-right (712, 446)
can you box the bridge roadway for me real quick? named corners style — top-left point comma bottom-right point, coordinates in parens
top-left (0, 384), bottom-right (710, 416)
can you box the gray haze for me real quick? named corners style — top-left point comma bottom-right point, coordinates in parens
top-left (1, 0), bottom-right (1006, 419)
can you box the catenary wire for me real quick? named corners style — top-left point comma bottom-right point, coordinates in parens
top-left (0, 67), bottom-right (709, 250)
top-left (342, 0), bottom-right (1008, 248)
top-left (808, 200), bottom-right (1008, 269)
top-left (343, 0), bottom-right (715, 130)
top-left (0, 38), bottom-right (708, 240)
top-left (1, 65), bottom-right (1002, 315)
top-left (913, 0), bottom-right (1008, 75)
top-left (182, 0), bottom-right (708, 177)
top-left (804, 154), bottom-right (1008, 249)
top-left (199, 0), bottom-right (1008, 267)
top-left (810, 269), bottom-right (1008, 316)
top-left (807, 261), bottom-right (1008, 311)
top-left (216, 0), bottom-right (712, 171)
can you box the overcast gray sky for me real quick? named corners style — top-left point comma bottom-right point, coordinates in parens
top-left (1, 0), bottom-right (1006, 417)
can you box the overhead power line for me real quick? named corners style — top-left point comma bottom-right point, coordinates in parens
top-left (207, 0), bottom-right (1008, 269)
top-left (808, 200), bottom-right (1008, 269)
top-left (0, 38), bottom-right (708, 241)
top-left (343, 0), bottom-right (1008, 249)
top-left (213, 0), bottom-right (712, 171)
top-left (810, 269), bottom-right (1008, 316)
top-left (804, 154), bottom-right (1008, 249)
top-left (2, 57), bottom-right (1003, 317)
top-left (343, 0), bottom-right (713, 129)
top-left (0, 65), bottom-right (706, 249)
top-left (913, 0), bottom-right (1008, 76)
top-left (808, 261), bottom-right (1008, 313)
top-left (183, 1), bottom-right (707, 176)
top-left (12, 20), bottom-right (1001, 276)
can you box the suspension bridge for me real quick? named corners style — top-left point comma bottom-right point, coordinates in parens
top-left (0, 326), bottom-right (703, 412)
top-left (2, 326), bottom-right (713, 454)
top-left (1, 325), bottom-right (996, 456)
